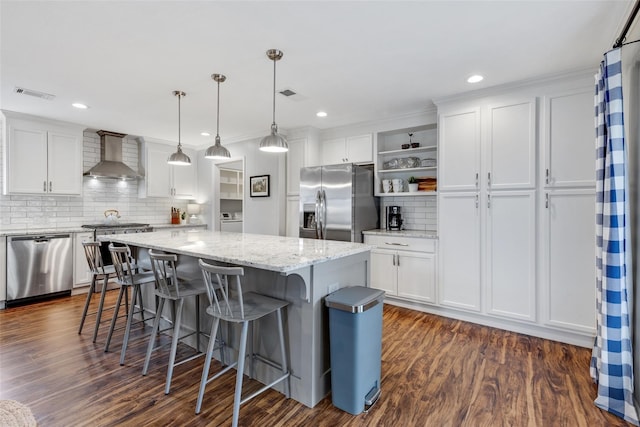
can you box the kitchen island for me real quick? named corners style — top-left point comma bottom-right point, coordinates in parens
top-left (99, 229), bottom-right (372, 408)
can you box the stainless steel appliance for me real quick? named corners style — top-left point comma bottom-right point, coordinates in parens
top-left (299, 163), bottom-right (378, 242)
top-left (81, 223), bottom-right (152, 265)
top-left (7, 234), bottom-right (73, 303)
top-left (386, 206), bottom-right (402, 231)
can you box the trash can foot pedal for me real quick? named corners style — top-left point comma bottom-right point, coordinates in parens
top-left (364, 387), bottom-right (381, 412)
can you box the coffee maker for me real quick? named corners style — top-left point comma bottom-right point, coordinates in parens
top-left (386, 206), bottom-right (402, 231)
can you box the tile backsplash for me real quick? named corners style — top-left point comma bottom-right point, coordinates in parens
top-left (0, 128), bottom-right (189, 231)
top-left (379, 196), bottom-right (437, 231)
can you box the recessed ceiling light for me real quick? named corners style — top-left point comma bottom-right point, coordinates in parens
top-left (316, 111), bottom-right (327, 118)
top-left (467, 75), bottom-right (484, 84)
top-left (72, 102), bottom-right (88, 109)
top-left (201, 132), bottom-right (211, 136)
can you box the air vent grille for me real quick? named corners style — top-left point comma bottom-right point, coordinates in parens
top-left (279, 89), bottom-right (296, 97)
top-left (14, 87), bottom-right (56, 100)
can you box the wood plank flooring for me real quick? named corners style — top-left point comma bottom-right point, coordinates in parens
top-left (0, 291), bottom-right (631, 426)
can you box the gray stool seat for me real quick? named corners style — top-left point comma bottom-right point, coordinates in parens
top-left (104, 244), bottom-right (157, 365)
top-left (142, 250), bottom-right (212, 395)
top-left (196, 259), bottom-right (290, 427)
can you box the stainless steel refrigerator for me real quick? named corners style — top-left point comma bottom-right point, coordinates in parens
top-left (299, 163), bottom-right (379, 242)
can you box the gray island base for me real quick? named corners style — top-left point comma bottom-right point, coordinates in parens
top-left (99, 229), bottom-right (372, 408)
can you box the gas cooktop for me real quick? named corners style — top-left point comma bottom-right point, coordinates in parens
top-left (81, 223), bottom-right (150, 229)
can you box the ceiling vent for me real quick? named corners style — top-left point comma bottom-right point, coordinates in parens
top-left (279, 89), bottom-right (297, 97)
top-left (14, 86), bottom-right (55, 100)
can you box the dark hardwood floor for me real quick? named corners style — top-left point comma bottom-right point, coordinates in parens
top-left (0, 291), bottom-right (630, 426)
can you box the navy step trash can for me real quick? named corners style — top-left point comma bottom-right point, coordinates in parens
top-left (325, 286), bottom-right (385, 415)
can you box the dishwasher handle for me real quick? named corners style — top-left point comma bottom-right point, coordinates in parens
top-left (10, 234), bottom-right (71, 243)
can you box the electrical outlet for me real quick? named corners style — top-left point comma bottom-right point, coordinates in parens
top-left (328, 283), bottom-right (339, 294)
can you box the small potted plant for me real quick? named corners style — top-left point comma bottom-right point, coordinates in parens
top-left (408, 176), bottom-right (419, 192)
top-left (180, 210), bottom-right (187, 224)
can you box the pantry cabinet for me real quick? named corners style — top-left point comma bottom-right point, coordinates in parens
top-left (320, 134), bottom-right (373, 165)
top-left (0, 236), bottom-right (6, 306)
top-left (138, 140), bottom-right (197, 199)
top-left (438, 107), bottom-right (480, 192)
top-left (2, 112), bottom-right (83, 196)
top-left (365, 234), bottom-right (437, 304)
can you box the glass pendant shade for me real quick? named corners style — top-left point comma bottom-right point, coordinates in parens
top-left (168, 90), bottom-right (191, 166)
top-left (259, 123), bottom-right (288, 152)
top-left (260, 49), bottom-right (288, 153)
top-left (205, 74), bottom-right (231, 160)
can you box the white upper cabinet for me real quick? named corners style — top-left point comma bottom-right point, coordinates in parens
top-left (543, 90), bottom-right (595, 188)
top-left (320, 133), bottom-right (373, 165)
top-left (286, 136), bottom-right (320, 196)
top-left (438, 108), bottom-right (481, 191)
top-left (139, 140), bottom-right (197, 199)
top-left (3, 114), bottom-right (83, 196)
top-left (486, 98), bottom-right (536, 190)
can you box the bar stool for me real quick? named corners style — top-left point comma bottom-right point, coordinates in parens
top-left (196, 259), bottom-right (290, 427)
top-left (105, 244), bottom-right (157, 365)
top-left (142, 249), bottom-right (211, 395)
top-left (78, 241), bottom-right (116, 342)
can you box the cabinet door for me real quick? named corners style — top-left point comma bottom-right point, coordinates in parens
top-left (543, 91), bottom-right (595, 188)
top-left (543, 189), bottom-right (596, 334)
top-left (438, 192), bottom-right (481, 311)
top-left (74, 232), bottom-right (95, 287)
top-left (486, 191), bottom-right (536, 321)
top-left (47, 131), bottom-right (83, 195)
top-left (397, 251), bottom-right (436, 303)
top-left (6, 126), bottom-right (48, 194)
top-left (287, 138), bottom-right (306, 195)
top-left (346, 134), bottom-right (373, 164)
top-left (486, 98), bottom-right (536, 190)
top-left (285, 196), bottom-right (300, 237)
top-left (370, 249), bottom-right (397, 296)
top-left (0, 236), bottom-right (6, 303)
top-left (146, 147), bottom-right (172, 197)
top-left (172, 147), bottom-right (197, 198)
top-left (321, 138), bottom-right (346, 165)
top-left (438, 108), bottom-right (481, 191)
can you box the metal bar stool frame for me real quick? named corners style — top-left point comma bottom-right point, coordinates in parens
top-left (196, 259), bottom-right (290, 427)
top-left (142, 249), bottom-right (217, 395)
top-left (78, 241), bottom-right (117, 342)
top-left (104, 243), bottom-right (157, 365)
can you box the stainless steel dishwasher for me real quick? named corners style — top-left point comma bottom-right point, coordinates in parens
top-left (7, 234), bottom-right (73, 302)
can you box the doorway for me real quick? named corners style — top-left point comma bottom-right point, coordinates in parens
top-left (215, 158), bottom-right (244, 232)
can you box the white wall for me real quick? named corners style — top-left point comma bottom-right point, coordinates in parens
top-left (198, 137), bottom-right (286, 236)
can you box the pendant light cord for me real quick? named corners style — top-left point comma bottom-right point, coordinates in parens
top-left (216, 80), bottom-right (221, 138)
top-left (272, 57), bottom-right (277, 126)
top-left (177, 92), bottom-right (182, 148)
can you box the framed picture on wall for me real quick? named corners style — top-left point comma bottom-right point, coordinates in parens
top-left (250, 175), bottom-right (270, 197)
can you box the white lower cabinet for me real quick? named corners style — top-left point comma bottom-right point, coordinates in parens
top-left (542, 189), bottom-right (596, 334)
top-left (486, 191), bottom-right (536, 321)
top-left (0, 236), bottom-right (6, 305)
top-left (438, 192), bottom-right (481, 311)
top-left (365, 234), bottom-right (436, 304)
top-left (74, 232), bottom-right (94, 288)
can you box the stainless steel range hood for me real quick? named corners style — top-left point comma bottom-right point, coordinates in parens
top-left (84, 130), bottom-right (141, 180)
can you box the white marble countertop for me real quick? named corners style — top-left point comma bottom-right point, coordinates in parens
top-left (99, 229), bottom-right (373, 273)
top-left (0, 223), bottom-right (206, 237)
top-left (363, 229), bottom-right (438, 239)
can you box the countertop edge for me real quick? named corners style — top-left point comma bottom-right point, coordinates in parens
top-left (363, 229), bottom-right (438, 239)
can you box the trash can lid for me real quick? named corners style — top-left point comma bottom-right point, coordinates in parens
top-left (325, 286), bottom-right (385, 313)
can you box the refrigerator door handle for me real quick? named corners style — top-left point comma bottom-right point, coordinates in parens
top-left (315, 190), bottom-right (322, 239)
top-left (321, 189), bottom-right (327, 240)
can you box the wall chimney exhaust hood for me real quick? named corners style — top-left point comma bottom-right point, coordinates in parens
top-left (84, 130), bottom-right (141, 180)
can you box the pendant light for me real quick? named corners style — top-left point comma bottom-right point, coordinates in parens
top-left (259, 49), bottom-right (288, 153)
top-left (167, 90), bottom-right (191, 166)
top-left (205, 74), bottom-right (231, 159)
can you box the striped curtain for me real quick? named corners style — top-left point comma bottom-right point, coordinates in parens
top-left (590, 47), bottom-right (639, 425)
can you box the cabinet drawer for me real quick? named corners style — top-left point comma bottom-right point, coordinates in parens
top-left (364, 235), bottom-right (436, 253)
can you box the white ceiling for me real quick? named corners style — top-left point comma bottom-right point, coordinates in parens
top-left (0, 1), bottom-right (635, 149)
